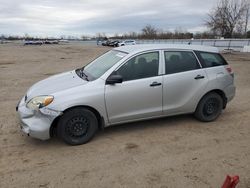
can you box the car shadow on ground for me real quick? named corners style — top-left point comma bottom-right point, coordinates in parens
top-left (24, 114), bottom-right (198, 147)
top-left (97, 114), bottom-right (197, 136)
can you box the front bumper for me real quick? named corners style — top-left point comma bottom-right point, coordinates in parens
top-left (16, 96), bottom-right (61, 140)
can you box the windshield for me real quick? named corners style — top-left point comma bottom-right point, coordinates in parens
top-left (83, 50), bottom-right (127, 80)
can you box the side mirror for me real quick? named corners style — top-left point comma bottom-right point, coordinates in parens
top-left (106, 74), bottom-right (123, 85)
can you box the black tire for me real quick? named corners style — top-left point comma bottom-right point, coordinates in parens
top-left (194, 92), bottom-right (223, 122)
top-left (57, 107), bottom-right (98, 145)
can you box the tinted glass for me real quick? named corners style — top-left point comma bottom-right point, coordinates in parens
top-left (195, 51), bottom-right (228, 68)
top-left (117, 52), bottom-right (159, 81)
top-left (164, 51), bottom-right (200, 74)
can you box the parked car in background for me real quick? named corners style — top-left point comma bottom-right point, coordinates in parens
top-left (44, 40), bottom-right (59, 44)
top-left (108, 40), bottom-right (120, 47)
top-left (101, 40), bottom-right (120, 47)
top-left (24, 41), bottom-right (43, 45)
top-left (101, 40), bottom-right (108, 46)
top-left (97, 37), bottom-right (108, 46)
top-left (0, 40), bottom-right (12, 44)
top-left (16, 44), bottom-right (235, 145)
top-left (118, 40), bottom-right (136, 46)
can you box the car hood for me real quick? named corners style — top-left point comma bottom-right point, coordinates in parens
top-left (26, 70), bottom-right (87, 100)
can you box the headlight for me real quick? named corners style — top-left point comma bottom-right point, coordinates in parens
top-left (26, 96), bottom-right (54, 110)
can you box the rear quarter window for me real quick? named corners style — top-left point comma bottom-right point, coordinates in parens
top-left (195, 51), bottom-right (228, 68)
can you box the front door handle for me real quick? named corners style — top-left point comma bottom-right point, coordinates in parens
top-left (150, 82), bottom-right (162, 87)
top-left (194, 75), bottom-right (205, 80)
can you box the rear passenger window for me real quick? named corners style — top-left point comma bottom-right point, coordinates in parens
top-left (164, 51), bottom-right (200, 74)
top-left (195, 51), bottom-right (228, 68)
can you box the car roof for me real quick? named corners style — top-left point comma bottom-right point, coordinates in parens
top-left (114, 44), bottom-right (219, 54)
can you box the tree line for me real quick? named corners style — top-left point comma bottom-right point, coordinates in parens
top-left (1, 0), bottom-right (250, 41)
top-left (101, 0), bottom-right (250, 40)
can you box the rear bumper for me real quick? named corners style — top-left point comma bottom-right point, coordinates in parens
top-left (224, 84), bottom-right (236, 103)
top-left (16, 96), bottom-right (61, 140)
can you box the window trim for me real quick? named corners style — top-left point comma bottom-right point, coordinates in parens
top-left (162, 50), bottom-right (202, 75)
top-left (113, 50), bottom-right (162, 82)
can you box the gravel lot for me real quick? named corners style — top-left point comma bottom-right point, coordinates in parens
top-left (0, 43), bottom-right (250, 188)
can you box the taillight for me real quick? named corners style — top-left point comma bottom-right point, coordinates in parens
top-left (225, 65), bottom-right (234, 77)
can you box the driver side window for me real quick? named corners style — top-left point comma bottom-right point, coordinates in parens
top-left (116, 52), bottom-right (159, 81)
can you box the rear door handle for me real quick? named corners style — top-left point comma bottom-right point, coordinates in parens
top-left (194, 75), bottom-right (205, 80)
top-left (150, 82), bottom-right (162, 87)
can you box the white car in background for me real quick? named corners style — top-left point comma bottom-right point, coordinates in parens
top-left (118, 40), bottom-right (136, 46)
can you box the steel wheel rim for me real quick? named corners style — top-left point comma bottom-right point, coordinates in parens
top-left (203, 98), bottom-right (219, 117)
top-left (66, 116), bottom-right (89, 138)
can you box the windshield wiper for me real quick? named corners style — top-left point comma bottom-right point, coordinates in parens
top-left (79, 67), bottom-right (89, 81)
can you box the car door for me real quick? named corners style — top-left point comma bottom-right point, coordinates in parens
top-left (163, 50), bottom-right (209, 115)
top-left (105, 51), bottom-right (163, 124)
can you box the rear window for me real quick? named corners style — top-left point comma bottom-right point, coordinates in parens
top-left (195, 51), bottom-right (228, 68)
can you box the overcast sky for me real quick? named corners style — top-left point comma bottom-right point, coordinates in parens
top-left (0, 0), bottom-right (220, 37)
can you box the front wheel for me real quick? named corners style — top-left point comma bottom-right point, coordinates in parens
top-left (194, 92), bottom-right (223, 122)
top-left (57, 108), bottom-right (98, 145)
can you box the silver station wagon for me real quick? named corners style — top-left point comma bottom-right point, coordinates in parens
top-left (16, 44), bottom-right (236, 145)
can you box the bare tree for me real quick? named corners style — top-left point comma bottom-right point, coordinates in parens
top-left (128, 31), bottom-right (138, 39)
top-left (206, 0), bottom-right (249, 38)
top-left (141, 24), bottom-right (158, 39)
top-left (244, 2), bottom-right (250, 34)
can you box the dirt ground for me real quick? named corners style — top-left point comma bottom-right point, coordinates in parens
top-left (0, 43), bottom-right (250, 188)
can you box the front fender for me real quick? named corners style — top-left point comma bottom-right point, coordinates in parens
top-left (47, 79), bottom-right (109, 125)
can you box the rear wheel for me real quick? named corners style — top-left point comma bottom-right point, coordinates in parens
top-left (194, 92), bottom-right (223, 122)
top-left (57, 107), bottom-right (98, 145)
